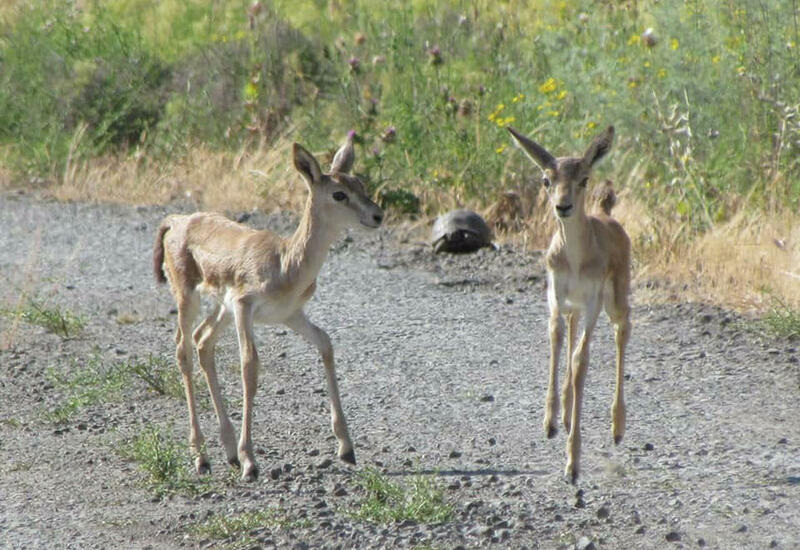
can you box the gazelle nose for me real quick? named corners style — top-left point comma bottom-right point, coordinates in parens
top-left (373, 213), bottom-right (384, 225)
top-left (556, 204), bottom-right (573, 217)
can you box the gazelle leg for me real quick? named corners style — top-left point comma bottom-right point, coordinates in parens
top-left (561, 312), bottom-right (578, 434)
top-left (606, 283), bottom-right (630, 445)
top-left (193, 304), bottom-right (238, 468)
top-left (565, 294), bottom-right (602, 484)
top-left (544, 310), bottom-right (563, 439)
top-left (232, 300), bottom-right (260, 481)
top-left (285, 311), bottom-right (356, 465)
top-left (175, 292), bottom-right (208, 474)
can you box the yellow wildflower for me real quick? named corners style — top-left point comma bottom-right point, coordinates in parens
top-left (538, 78), bottom-right (557, 94)
top-left (627, 34), bottom-right (641, 46)
top-left (586, 121), bottom-right (597, 129)
top-left (512, 93), bottom-right (525, 103)
top-left (670, 38), bottom-right (679, 50)
top-left (556, 90), bottom-right (568, 100)
top-left (657, 68), bottom-right (667, 79)
top-left (496, 144), bottom-right (507, 154)
top-left (712, 55), bottom-right (720, 64)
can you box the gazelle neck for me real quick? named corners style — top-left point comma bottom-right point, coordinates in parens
top-left (284, 196), bottom-right (343, 286)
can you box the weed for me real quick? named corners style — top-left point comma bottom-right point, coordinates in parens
top-left (350, 467), bottom-right (453, 524)
top-left (761, 297), bottom-right (800, 340)
top-left (187, 508), bottom-right (311, 548)
top-left (44, 354), bottom-right (129, 423)
top-left (126, 354), bottom-right (185, 400)
top-left (118, 426), bottom-right (213, 498)
top-left (9, 298), bottom-right (85, 338)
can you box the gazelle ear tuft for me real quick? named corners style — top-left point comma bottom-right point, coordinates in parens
top-left (293, 143), bottom-right (323, 187)
top-left (506, 126), bottom-right (557, 170)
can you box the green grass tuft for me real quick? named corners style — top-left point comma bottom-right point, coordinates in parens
top-left (8, 298), bottom-right (86, 338)
top-left (762, 297), bottom-right (800, 340)
top-left (187, 508), bottom-right (312, 548)
top-left (118, 426), bottom-right (214, 498)
top-left (350, 467), bottom-right (453, 524)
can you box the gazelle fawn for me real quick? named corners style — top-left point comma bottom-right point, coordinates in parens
top-left (153, 137), bottom-right (383, 481)
top-left (507, 125), bottom-right (631, 484)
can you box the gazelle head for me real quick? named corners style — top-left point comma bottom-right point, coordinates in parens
top-left (507, 125), bottom-right (614, 220)
top-left (292, 140), bottom-right (384, 229)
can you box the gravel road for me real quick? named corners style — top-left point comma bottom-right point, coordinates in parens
top-left (1, 192), bottom-right (798, 549)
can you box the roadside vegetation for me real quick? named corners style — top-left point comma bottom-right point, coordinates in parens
top-left (1, 0), bottom-right (798, 315)
top-left (350, 467), bottom-right (453, 524)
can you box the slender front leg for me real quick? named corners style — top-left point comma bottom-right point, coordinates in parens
top-left (193, 304), bottom-right (239, 468)
top-left (233, 300), bottom-right (260, 481)
top-left (611, 310), bottom-right (630, 445)
top-left (561, 312), bottom-right (578, 434)
top-left (544, 310), bottom-right (563, 439)
top-left (285, 311), bottom-right (356, 465)
top-left (565, 295), bottom-right (602, 484)
top-left (175, 293), bottom-right (208, 474)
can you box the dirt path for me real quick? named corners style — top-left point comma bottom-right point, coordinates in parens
top-left (1, 193), bottom-right (798, 549)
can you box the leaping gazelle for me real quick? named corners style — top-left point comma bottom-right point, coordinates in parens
top-left (507, 125), bottom-right (632, 484)
top-left (153, 136), bottom-right (383, 481)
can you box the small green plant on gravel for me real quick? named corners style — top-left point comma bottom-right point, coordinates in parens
top-left (350, 467), bottom-right (453, 524)
top-left (7, 298), bottom-right (85, 338)
top-left (118, 425), bottom-right (214, 498)
top-left (126, 354), bottom-right (185, 400)
top-left (45, 353), bottom-right (129, 423)
top-left (187, 508), bottom-right (312, 549)
top-left (761, 296), bottom-right (800, 340)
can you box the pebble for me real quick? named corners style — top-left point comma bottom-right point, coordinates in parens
top-left (316, 458), bottom-right (333, 469)
top-left (576, 536), bottom-right (595, 550)
top-left (449, 450), bottom-right (462, 459)
top-left (665, 530), bottom-right (681, 542)
top-left (596, 506), bottom-right (610, 520)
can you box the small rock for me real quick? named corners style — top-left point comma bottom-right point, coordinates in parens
top-left (697, 538), bottom-right (706, 547)
top-left (269, 467), bottom-right (282, 480)
top-left (480, 394), bottom-right (495, 402)
top-left (643, 442), bottom-right (655, 451)
top-left (316, 458), bottom-right (333, 469)
top-left (778, 437), bottom-right (788, 444)
top-left (734, 524), bottom-right (748, 533)
top-left (576, 536), bottom-right (596, 550)
top-left (307, 449), bottom-right (320, 457)
top-left (449, 450), bottom-right (462, 459)
top-left (596, 505), bottom-right (610, 519)
top-left (635, 525), bottom-right (646, 535)
top-left (488, 437), bottom-right (496, 446)
top-left (665, 530), bottom-right (681, 542)
top-left (333, 486), bottom-right (347, 497)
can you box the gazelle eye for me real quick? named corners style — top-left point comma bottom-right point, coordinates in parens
top-left (579, 177), bottom-right (589, 188)
top-left (332, 191), bottom-right (348, 202)
top-left (542, 177), bottom-right (551, 188)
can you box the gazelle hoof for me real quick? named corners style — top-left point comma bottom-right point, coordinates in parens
top-left (564, 464), bottom-right (579, 485)
top-left (339, 449), bottom-right (357, 465)
top-left (242, 465), bottom-right (259, 482)
top-left (196, 459), bottom-right (211, 475)
top-left (228, 457), bottom-right (241, 469)
top-left (545, 424), bottom-right (558, 439)
top-left (613, 434), bottom-right (623, 445)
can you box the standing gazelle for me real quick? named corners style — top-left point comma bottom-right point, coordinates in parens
top-left (153, 138), bottom-right (383, 481)
top-left (507, 125), bottom-right (631, 484)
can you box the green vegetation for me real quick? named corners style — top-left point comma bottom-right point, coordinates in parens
top-left (761, 297), bottom-right (800, 340)
top-left (187, 508), bottom-right (312, 549)
top-left (3, 298), bottom-right (86, 338)
top-left (350, 467), bottom-right (453, 524)
top-left (127, 354), bottom-right (186, 400)
top-left (45, 353), bottom-right (129, 423)
top-left (118, 425), bottom-right (215, 497)
top-left (44, 353), bottom-right (186, 423)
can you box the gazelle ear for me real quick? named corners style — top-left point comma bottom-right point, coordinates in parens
top-left (506, 126), bottom-right (557, 170)
top-left (293, 143), bottom-right (322, 187)
top-left (583, 125), bottom-right (615, 167)
top-left (331, 130), bottom-right (356, 174)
